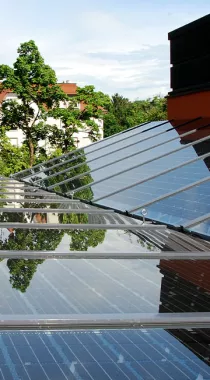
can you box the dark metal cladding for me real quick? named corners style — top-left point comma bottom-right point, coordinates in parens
top-left (169, 14), bottom-right (210, 95)
top-left (169, 14), bottom-right (210, 64)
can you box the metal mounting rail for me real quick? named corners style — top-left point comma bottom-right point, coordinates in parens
top-left (22, 121), bottom-right (170, 180)
top-left (128, 176), bottom-right (210, 213)
top-left (0, 186), bottom-right (36, 190)
top-left (0, 180), bottom-right (21, 184)
top-left (0, 191), bottom-right (54, 196)
top-left (42, 122), bottom-right (209, 186)
top-left (0, 198), bottom-right (80, 203)
top-left (0, 250), bottom-right (209, 259)
top-left (11, 121), bottom-right (155, 178)
top-left (0, 207), bottom-right (115, 214)
top-left (0, 222), bottom-right (165, 230)
top-left (0, 312), bottom-right (210, 330)
top-left (93, 151), bottom-right (210, 202)
top-left (184, 213), bottom-right (210, 228)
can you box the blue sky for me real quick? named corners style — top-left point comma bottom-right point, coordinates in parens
top-left (0, 0), bottom-right (209, 99)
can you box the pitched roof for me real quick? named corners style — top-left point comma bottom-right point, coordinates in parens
top-left (58, 82), bottom-right (77, 94)
top-left (13, 119), bottom-right (210, 239)
top-left (0, 89), bottom-right (11, 102)
top-left (0, 83), bottom-right (77, 102)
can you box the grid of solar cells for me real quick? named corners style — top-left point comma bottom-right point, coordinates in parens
top-left (5, 118), bottom-right (210, 379)
top-left (12, 119), bottom-right (210, 237)
top-left (0, 328), bottom-right (209, 380)
top-left (32, 120), bottom-right (205, 191)
top-left (190, 221), bottom-right (210, 237)
top-left (0, 258), bottom-right (209, 315)
top-left (0, 209), bottom-right (144, 227)
top-left (35, 121), bottom-right (176, 189)
top-left (136, 180), bottom-right (210, 229)
top-left (14, 121), bottom-right (166, 181)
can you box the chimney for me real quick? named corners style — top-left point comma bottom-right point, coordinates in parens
top-left (167, 14), bottom-right (210, 130)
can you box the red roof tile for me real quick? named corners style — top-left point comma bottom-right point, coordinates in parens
top-left (0, 83), bottom-right (77, 102)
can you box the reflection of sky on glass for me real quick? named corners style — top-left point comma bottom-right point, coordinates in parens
top-left (0, 258), bottom-right (163, 315)
top-left (0, 257), bottom-right (210, 317)
top-left (55, 229), bottom-right (160, 253)
top-left (0, 228), bottom-right (12, 242)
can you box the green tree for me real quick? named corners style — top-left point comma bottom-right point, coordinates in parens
top-left (132, 95), bottom-right (167, 123)
top-left (104, 94), bottom-right (167, 137)
top-left (0, 40), bottom-right (67, 167)
top-left (49, 85), bottom-right (110, 153)
top-left (104, 94), bottom-right (135, 137)
top-left (0, 128), bottom-right (30, 176)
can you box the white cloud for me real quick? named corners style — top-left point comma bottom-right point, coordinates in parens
top-left (0, 1), bottom-right (209, 99)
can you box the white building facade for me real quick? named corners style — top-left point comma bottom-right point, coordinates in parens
top-left (0, 83), bottom-right (103, 149)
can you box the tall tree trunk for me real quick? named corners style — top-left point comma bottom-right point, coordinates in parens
top-left (64, 138), bottom-right (69, 153)
top-left (28, 138), bottom-right (34, 167)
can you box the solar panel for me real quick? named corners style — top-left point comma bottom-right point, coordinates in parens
top-left (93, 158), bottom-right (209, 210)
top-left (134, 180), bottom-right (210, 229)
top-left (10, 122), bottom-right (210, 241)
top-left (11, 119), bottom-right (210, 238)
top-left (32, 120), bottom-right (204, 191)
top-left (0, 176), bottom-right (210, 377)
top-left (13, 121), bottom-right (164, 181)
top-left (0, 328), bottom-right (209, 380)
top-left (0, 257), bottom-right (209, 316)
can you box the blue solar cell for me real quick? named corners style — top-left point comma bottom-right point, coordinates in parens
top-left (139, 180), bottom-right (210, 230)
top-left (93, 159), bottom-right (209, 210)
top-left (15, 121), bottom-right (160, 180)
top-left (0, 329), bottom-right (209, 380)
top-left (0, 258), bottom-right (208, 315)
top-left (35, 121), bottom-right (171, 187)
top-left (13, 119), bottom-right (210, 238)
top-left (186, 220), bottom-right (210, 237)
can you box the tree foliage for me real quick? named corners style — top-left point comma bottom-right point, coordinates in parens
top-left (0, 40), bottom-right (110, 169)
top-left (104, 93), bottom-right (167, 137)
top-left (48, 85), bottom-right (110, 153)
top-left (0, 129), bottom-right (30, 176)
top-left (0, 40), bottom-right (67, 167)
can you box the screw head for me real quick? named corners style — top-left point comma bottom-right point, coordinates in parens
top-left (141, 208), bottom-right (147, 217)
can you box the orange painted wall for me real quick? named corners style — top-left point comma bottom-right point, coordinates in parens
top-left (168, 90), bottom-right (210, 121)
top-left (167, 91), bottom-right (210, 140)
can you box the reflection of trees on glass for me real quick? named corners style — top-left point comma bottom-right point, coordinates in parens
top-left (0, 183), bottom-right (106, 291)
top-left (0, 229), bottom-right (64, 293)
top-left (7, 259), bottom-right (44, 293)
top-left (69, 229), bottom-right (106, 251)
top-left (0, 210), bottom-right (64, 292)
top-left (125, 231), bottom-right (157, 251)
top-left (137, 238), bottom-right (156, 251)
top-left (0, 229), bottom-right (64, 251)
top-left (36, 149), bottom-right (94, 200)
top-left (59, 212), bottom-right (106, 251)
